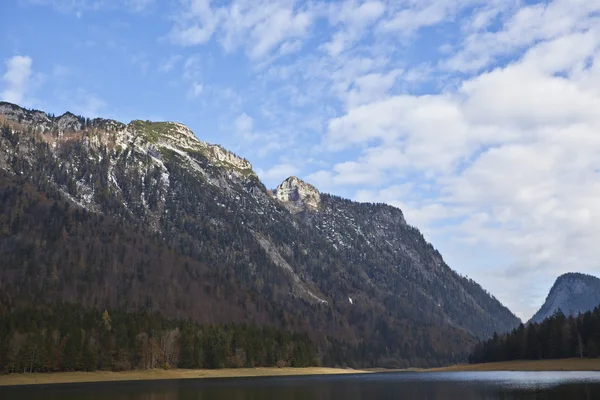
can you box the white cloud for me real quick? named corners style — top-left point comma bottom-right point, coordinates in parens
top-left (1, 56), bottom-right (33, 105)
top-left (170, 0), bottom-right (316, 60)
top-left (180, 55), bottom-right (204, 99)
top-left (78, 95), bottom-right (107, 117)
top-left (171, 0), bottom-right (219, 45)
top-left (332, 161), bottom-right (383, 186)
top-left (305, 170), bottom-right (333, 190)
top-left (183, 55), bottom-right (202, 80)
top-left (378, 0), bottom-right (476, 35)
top-left (326, 94), bottom-right (471, 173)
top-left (232, 112), bottom-right (263, 143)
top-left (167, 0), bottom-right (500, 62)
top-left (188, 82), bottom-right (203, 98)
top-left (257, 163), bottom-right (299, 184)
top-left (25, 0), bottom-right (156, 13)
top-left (26, 0), bottom-right (154, 14)
top-left (321, 0), bottom-right (386, 57)
top-left (355, 185), bottom-right (455, 232)
top-left (346, 68), bottom-right (402, 108)
top-left (307, 158), bottom-right (388, 189)
top-left (228, 111), bottom-right (295, 159)
top-left (278, 40), bottom-right (303, 56)
top-left (444, 0), bottom-right (600, 72)
top-left (26, 0), bottom-right (103, 12)
top-left (240, 3), bottom-right (313, 60)
top-left (159, 55), bottom-right (182, 73)
top-left (54, 87), bottom-right (107, 117)
top-left (234, 112), bottom-right (254, 133)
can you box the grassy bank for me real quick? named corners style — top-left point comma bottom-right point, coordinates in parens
top-left (427, 358), bottom-right (600, 372)
top-left (0, 367), bottom-right (368, 387)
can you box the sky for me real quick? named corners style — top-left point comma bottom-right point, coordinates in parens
top-left (2, 0), bottom-right (600, 320)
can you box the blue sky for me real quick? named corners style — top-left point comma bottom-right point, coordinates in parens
top-left (2, 0), bottom-right (600, 320)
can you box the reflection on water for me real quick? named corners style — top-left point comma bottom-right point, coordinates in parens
top-left (2, 371), bottom-right (600, 400)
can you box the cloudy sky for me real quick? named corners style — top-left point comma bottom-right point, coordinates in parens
top-left (2, 0), bottom-right (600, 320)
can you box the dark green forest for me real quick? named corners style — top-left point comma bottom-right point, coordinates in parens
top-left (0, 304), bottom-right (316, 374)
top-left (0, 166), bottom-right (469, 369)
top-left (469, 306), bottom-right (600, 363)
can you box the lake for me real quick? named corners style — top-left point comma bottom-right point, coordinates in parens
top-left (2, 371), bottom-right (600, 399)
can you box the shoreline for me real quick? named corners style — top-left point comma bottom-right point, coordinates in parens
top-left (0, 367), bottom-right (369, 387)
top-left (425, 358), bottom-right (600, 372)
top-left (2, 359), bottom-right (599, 387)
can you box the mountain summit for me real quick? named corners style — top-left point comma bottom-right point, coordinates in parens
top-left (0, 102), bottom-right (520, 367)
top-left (529, 273), bottom-right (600, 323)
top-left (273, 176), bottom-right (321, 212)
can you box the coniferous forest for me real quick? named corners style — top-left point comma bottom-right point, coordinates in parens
top-left (469, 306), bottom-right (600, 363)
top-left (0, 168), bottom-right (468, 370)
top-left (0, 304), bottom-right (316, 374)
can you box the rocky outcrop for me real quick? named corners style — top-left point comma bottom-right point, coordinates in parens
top-left (57, 112), bottom-right (84, 132)
top-left (274, 176), bottom-right (321, 212)
top-left (128, 120), bottom-right (252, 172)
top-left (207, 145), bottom-right (252, 171)
top-left (0, 102), bottom-right (54, 131)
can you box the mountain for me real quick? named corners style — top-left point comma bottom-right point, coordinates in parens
top-left (0, 102), bottom-right (520, 367)
top-left (529, 273), bottom-right (600, 324)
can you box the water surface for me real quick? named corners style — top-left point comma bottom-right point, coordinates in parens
top-left (2, 371), bottom-right (600, 399)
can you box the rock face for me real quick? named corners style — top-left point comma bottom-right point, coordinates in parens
top-left (529, 273), bottom-right (600, 323)
top-left (0, 102), bottom-right (54, 131)
top-left (274, 176), bottom-right (321, 211)
top-left (56, 112), bottom-right (84, 132)
top-left (0, 102), bottom-right (521, 367)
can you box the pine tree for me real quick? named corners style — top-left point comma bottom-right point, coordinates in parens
top-left (587, 339), bottom-right (599, 358)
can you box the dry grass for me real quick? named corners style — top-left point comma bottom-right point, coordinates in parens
top-left (427, 358), bottom-right (600, 372)
top-left (0, 367), bottom-right (369, 387)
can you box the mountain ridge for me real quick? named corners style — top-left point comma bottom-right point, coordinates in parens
top-left (0, 101), bottom-right (520, 367)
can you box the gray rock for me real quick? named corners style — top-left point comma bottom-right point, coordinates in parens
top-left (529, 272), bottom-right (600, 323)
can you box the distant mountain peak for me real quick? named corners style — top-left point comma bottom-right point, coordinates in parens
top-left (273, 176), bottom-right (321, 212)
top-left (555, 272), bottom-right (596, 283)
top-left (127, 120), bottom-right (253, 172)
top-left (129, 119), bottom-right (196, 142)
top-left (529, 272), bottom-right (600, 323)
top-left (56, 112), bottom-right (84, 132)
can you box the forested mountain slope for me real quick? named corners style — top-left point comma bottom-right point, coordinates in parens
top-left (0, 102), bottom-right (520, 367)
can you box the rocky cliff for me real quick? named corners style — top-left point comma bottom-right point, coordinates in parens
top-left (273, 176), bottom-right (321, 212)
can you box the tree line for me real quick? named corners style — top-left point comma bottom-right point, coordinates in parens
top-left (469, 306), bottom-right (600, 363)
top-left (0, 304), bottom-right (316, 374)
